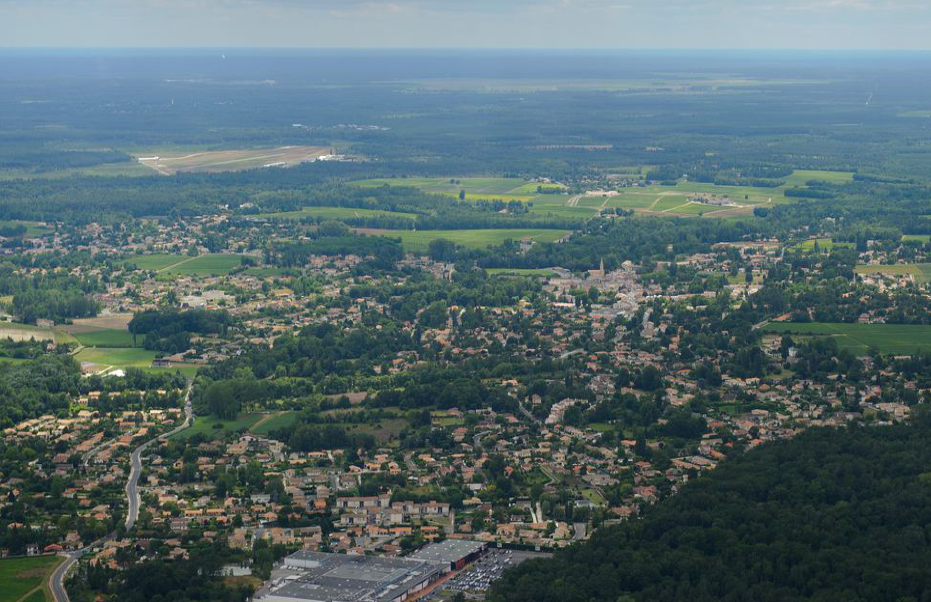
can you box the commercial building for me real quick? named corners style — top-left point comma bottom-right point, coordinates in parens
top-left (408, 539), bottom-right (487, 572)
top-left (257, 541), bottom-right (487, 602)
top-left (258, 551), bottom-right (443, 602)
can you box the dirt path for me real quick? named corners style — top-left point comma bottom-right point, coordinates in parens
top-left (649, 191), bottom-right (676, 210)
top-left (157, 255), bottom-right (198, 273)
top-left (249, 412), bottom-right (283, 433)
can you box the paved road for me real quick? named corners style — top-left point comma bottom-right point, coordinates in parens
top-left (472, 430), bottom-right (492, 451)
top-left (573, 522), bottom-right (587, 541)
top-left (517, 401), bottom-right (540, 425)
top-left (51, 383), bottom-right (194, 602)
top-left (126, 385), bottom-right (193, 530)
top-left (49, 553), bottom-right (78, 602)
top-left (558, 348), bottom-right (584, 360)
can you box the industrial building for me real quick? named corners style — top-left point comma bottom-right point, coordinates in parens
top-left (409, 539), bottom-right (487, 572)
top-left (258, 551), bottom-right (440, 602)
top-left (256, 542), bottom-right (486, 602)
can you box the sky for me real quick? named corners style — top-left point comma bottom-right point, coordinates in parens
top-left (1, 0), bottom-right (930, 49)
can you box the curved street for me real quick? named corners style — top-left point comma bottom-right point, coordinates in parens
top-left (50, 384), bottom-right (193, 602)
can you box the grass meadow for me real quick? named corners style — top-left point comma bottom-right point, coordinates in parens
top-left (762, 322), bottom-right (931, 355)
top-left (0, 554), bottom-right (62, 602)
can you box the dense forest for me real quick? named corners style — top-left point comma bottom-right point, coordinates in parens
top-left (490, 414), bottom-right (931, 602)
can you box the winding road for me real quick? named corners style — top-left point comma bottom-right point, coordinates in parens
top-left (50, 383), bottom-right (194, 602)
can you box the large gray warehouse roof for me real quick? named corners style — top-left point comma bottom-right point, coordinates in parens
top-left (261, 551), bottom-right (442, 602)
top-left (408, 540), bottom-right (485, 565)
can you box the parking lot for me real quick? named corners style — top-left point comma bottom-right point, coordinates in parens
top-left (420, 549), bottom-right (551, 600)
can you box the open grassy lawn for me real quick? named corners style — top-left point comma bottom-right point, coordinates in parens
top-left (353, 176), bottom-right (544, 203)
top-left (172, 413), bottom-right (263, 440)
top-left (793, 237), bottom-right (856, 252)
top-left (354, 176), bottom-right (530, 195)
top-left (249, 411), bottom-right (299, 436)
top-left (855, 263), bottom-right (931, 283)
top-left (0, 161), bottom-right (152, 180)
top-left (0, 554), bottom-right (62, 602)
top-left (761, 322), bottom-right (931, 355)
top-left (528, 195), bottom-right (599, 219)
top-left (0, 220), bottom-right (53, 237)
top-left (903, 234), bottom-right (931, 243)
top-left (383, 229), bottom-right (570, 253)
top-left (341, 418), bottom-right (409, 444)
top-left (124, 253), bottom-right (188, 271)
top-left (783, 170), bottom-right (855, 185)
top-left (74, 347), bottom-right (157, 369)
top-left (349, 170), bottom-right (848, 221)
top-left (255, 206), bottom-right (417, 221)
top-left (72, 329), bottom-right (139, 348)
top-left (164, 254), bottom-right (244, 276)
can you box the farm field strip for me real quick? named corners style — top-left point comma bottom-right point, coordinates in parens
top-left (762, 322), bottom-right (931, 355)
top-left (349, 169), bottom-right (850, 220)
top-left (163, 253), bottom-right (244, 276)
top-left (0, 554), bottom-right (63, 602)
top-left (367, 228), bottom-right (571, 253)
top-left (255, 206), bottom-right (417, 221)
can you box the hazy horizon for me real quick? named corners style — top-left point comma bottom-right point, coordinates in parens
top-left (1, 0), bottom-right (930, 50)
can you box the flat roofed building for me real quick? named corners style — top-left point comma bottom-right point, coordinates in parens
top-left (408, 539), bottom-right (487, 571)
top-left (259, 550), bottom-right (443, 602)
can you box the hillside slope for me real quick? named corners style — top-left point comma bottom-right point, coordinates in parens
top-left (490, 414), bottom-right (931, 602)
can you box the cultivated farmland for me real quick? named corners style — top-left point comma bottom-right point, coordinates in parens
top-left (366, 228), bottom-right (570, 253)
top-left (855, 263), bottom-right (931, 283)
top-left (163, 254), bottom-right (245, 276)
top-left (762, 322), bottom-right (931, 355)
top-left (255, 207), bottom-right (417, 221)
top-left (0, 554), bottom-right (62, 602)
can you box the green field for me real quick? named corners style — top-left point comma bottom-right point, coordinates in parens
top-left (381, 229), bottom-right (570, 253)
top-left (349, 170), bottom-right (849, 220)
top-left (903, 234), bottom-right (931, 243)
top-left (0, 554), bottom-right (62, 602)
top-left (609, 170), bottom-right (852, 217)
top-left (74, 346), bottom-right (198, 377)
top-left (255, 206), bottom-right (417, 221)
top-left (75, 346), bottom-right (157, 369)
top-left (855, 264), bottom-right (931, 282)
top-left (342, 418), bottom-right (409, 444)
top-left (793, 238), bottom-right (856, 252)
top-left (782, 170), bottom-right (855, 185)
top-left (125, 253), bottom-right (188, 271)
top-left (0, 220), bottom-right (53, 237)
top-left (0, 161), bottom-right (152, 181)
top-left (164, 254), bottom-right (244, 276)
top-left (528, 195), bottom-right (601, 219)
top-left (72, 329), bottom-right (140, 348)
top-left (352, 176), bottom-right (547, 203)
top-left (172, 413), bottom-right (263, 440)
top-left (354, 176), bottom-right (532, 194)
top-left (249, 411), bottom-right (299, 436)
top-left (762, 322), bottom-right (931, 355)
